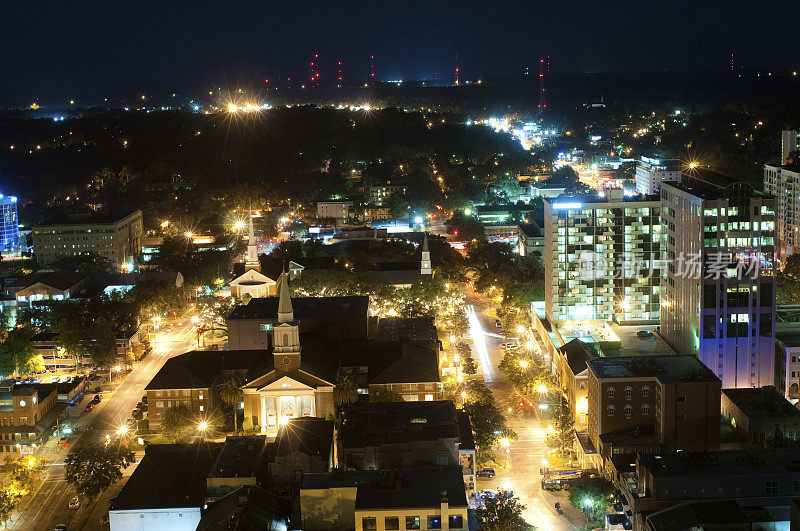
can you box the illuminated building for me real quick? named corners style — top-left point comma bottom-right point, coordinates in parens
top-left (543, 190), bottom-right (662, 324)
top-left (660, 172), bottom-right (776, 389)
top-left (0, 193), bottom-right (19, 255)
top-left (369, 181), bottom-right (406, 206)
top-left (764, 132), bottom-right (800, 260)
top-left (33, 210), bottom-right (142, 265)
top-left (635, 156), bottom-right (681, 195)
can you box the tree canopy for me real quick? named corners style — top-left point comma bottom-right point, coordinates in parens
top-left (64, 442), bottom-right (135, 499)
top-left (475, 489), bottom-right (531, 530)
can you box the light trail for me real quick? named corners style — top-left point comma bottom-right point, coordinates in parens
top-left (467, 304), bottom-right (495, 382)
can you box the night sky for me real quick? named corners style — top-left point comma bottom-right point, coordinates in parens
top-left (3, 0), bottom-right (800, 101)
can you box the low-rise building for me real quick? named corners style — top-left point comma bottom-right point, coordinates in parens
top-left (586, 356), bottom-right (721, 471)
top-left (556, 339), bottom-right (596, 427)
top-left (317, 200), bottom-right (354, 222)
top-left (0, 379), bottom-right (66, 454)
top-left (338, 401), bottom-right (476, 496)
top-left (206, 435), bottom-right (269, 502)
top-left (634, 156), bottom-right (681, 195)
top-left (776, 331), bottom-right (800, 403)
top-left (268, 417), bottom-right (334, 491)
top-left (196, 485), bottom-right (291, 530)
top-left (721, 386), bottom-right (800, 444)
top-left (109, 443), bottom-right (222, 531)
top-left (369, 182), bottom-right (407, 206)
top-left (33, 210), bottom-right (143, 266)
top-left (612, 449), bottom-right (800, 530)
top-left (517, 222), bottom-right (544, 257)
top-left (300, 467), bottom-right (468, 531)
top-left (5, 271), bottom-right (88, 306)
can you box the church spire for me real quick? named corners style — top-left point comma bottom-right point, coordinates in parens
top-left (420, 232), bottom-right (432, 275)
top-left (277, 269), bottom-right (294, 323)
top-left (245, 208), bottom-right (260, 272)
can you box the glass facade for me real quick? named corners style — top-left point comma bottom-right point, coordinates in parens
top-left (0, 194), bottom-right (19, 254)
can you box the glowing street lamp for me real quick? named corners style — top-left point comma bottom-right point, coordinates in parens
top-left (116, 425), bottom-right (129, 436)
top-left (537, 384), bottom-right (548, 394)
top-left (517, 359), bottom-right (529, 369)
top-left (198, 421), bottom-right (209, 432)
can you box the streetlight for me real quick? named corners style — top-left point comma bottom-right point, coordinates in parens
top-left (116, 425), bottom-right (128, 436)
top-left (198, 421), bottom-right (208, 432)
top-left (517, 359), bottom-right (529, 369)
top-left (537, 384), bottom-right (548, 394)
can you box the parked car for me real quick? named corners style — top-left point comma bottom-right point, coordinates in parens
top-left (637, 330), bottom-right (654, 339)
top-left (54, 524), bottom-right (68, 531)
top-left (477, 468), bottom-right (496, 478)
top-left (93, 394), bottom-right (102, 403)
top-left (69, 496), bottom-right (81, 509)
top-left (494, 319), bottom-right (502, 328)
top-left (84, 403), bottom-right (94, 412)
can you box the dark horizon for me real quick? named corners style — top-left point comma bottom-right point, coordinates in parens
top-left (4, 0), bottom-right (800, 105)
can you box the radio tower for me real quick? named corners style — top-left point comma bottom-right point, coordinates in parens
top-left (309, 52), bottom-right (320, 86)
top-left (537, 57), bottom-right (547, 113)
top-left (369, 55), bottom-right (376, 83)
top-left (337, 60), bottom-right (343, 88)
top-left (730, 52), bottom-right (735, 72)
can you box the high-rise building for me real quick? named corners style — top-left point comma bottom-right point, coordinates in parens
top-left (764, 131), bottom-right (800, 261)
top-left (33, 210), bottom-right (143, 265)
top-left (0, 193), bottom-right (19, 255)
top-left (764, 162), bottom-right (800, 260)
top-left (660, 172), bottom-right (777, 389)
top-left (781, 129), bottom-right (798, 166)
top-left (635, 156), bottom-right (681, 196)
top-left (543, 190), bottom-right (662, 324)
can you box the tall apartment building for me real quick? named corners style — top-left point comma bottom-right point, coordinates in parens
top-left (764, 131), bottom-right (800, 260)
top-left (635, 156), bottom-right (681, 195)
top-left (543, 190), bottom-right (662, 324)
top-left (660, 173), bottom-right (777, 389)
top-left (369, 181), bottom-right (407, 206)
top-left (781, 129), bottom-right (798, 165)
top-left (764, 162), bottom-right (800, 260)
top-left (585, 355), bottom-right (721, 470)
top-left (0, 193), bottom-right (19, 255)
top-left (33, 210), bottom-right (143, 265)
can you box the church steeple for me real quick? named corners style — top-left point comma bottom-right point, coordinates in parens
top-left (273, 269), bottom-right (300, 372)
top-left (420, 232), bottom-right (432, 275)
top-left (245, 208), bottom-right (260, 272)
top-left (277, 270), bottom-right (294, 323)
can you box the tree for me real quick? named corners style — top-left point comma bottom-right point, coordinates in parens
top-left (461, 379), bottom-right (515, 464)
top-left (370, 388), bottom-right (404, 402)
top-left (161, 403), bottom-right (195, 443)
top-left (567, 471), bottom-right (615, 514)
top-left (0, 487), bottom-right (20, 528)
top-left (0, 326), bottom-right (37, 377)
top-left (3, 455), bottom-right (46, 493)
top-left (333, 375), bottom-right (359, 406)
top-left (216, 375), bottom-right (244, 434)
top-left (475, 489), bottom-right (531, 530)
top-left (456, 342), bottom-right (477, 375)
top-left (64, 442), bottom-right (135, 499)
top-left (545, 396), bottom-right (575, 456)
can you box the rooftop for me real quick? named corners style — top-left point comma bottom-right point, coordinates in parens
top-left (517, 222), bottom-right (543, 238)
top-left (636, 448), bottom-right (800, 478)
top-left (560, 338), bottom-right (596, 375)
top-left (7, 271), bottom-right (87, 291)
top-left (776, 331), bottom-right (800, 348)
top-left (36, 209), bottom-right (141, 227)
top-left (271, 417), bottom-right (333, 460)
top-left (196, 485), bottom-right (291, 530)
top-left (586, 355), bottom-right (719, 384)
top-left (301, 466), bottom-right (467, 510)
top-left (208, 436), bottom-right (267, 479)
top-left (145, 350), bottom-right (271, 391)
top-left (339, 401), bottom-right (469, 449)
top-left (721, 386), bottom-right (800, 419)
top-left (375, 317), bottom-right (438, 343)
top-left (667, 169), bottom-right (767, 200)
top-left (646, 499), bottom-right (752, 531)
top-left (110, 443), bottom-right (222, 511)
top-left (228, 295), bottom-right (369, 320)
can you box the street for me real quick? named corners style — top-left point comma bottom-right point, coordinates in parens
top-left (8, 309), bottom-right (197, 531)
top-left (464, 291), bottom-right (575, 531)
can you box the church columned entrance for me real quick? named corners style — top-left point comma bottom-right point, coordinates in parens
top-left (260, 393), bottom-right (315, 433)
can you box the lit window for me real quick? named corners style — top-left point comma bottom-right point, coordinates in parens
top-left (607, 387), bottom-right (615, 399)
top-left (607, 405), bottom-right (616, 417)
top-left (624, 404), bottom-right (633, 418)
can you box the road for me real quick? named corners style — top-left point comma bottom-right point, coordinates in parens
top-left (465, 290), bottom-right (574, 531)
top-left (9, 309), bottom-right (197, 531)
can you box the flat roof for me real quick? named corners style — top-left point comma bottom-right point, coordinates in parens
top-left (586, 355), bottom-right (719, 383)
top-left (36, 209), bottom-right (141, 227)
top-left (721, 386), bottom-right (800, 419)
top-left (301, 467), bottom-right (467, 509)
top-left (208, 436), bottom-right (267, 479)
top-left (339, 401), bottom-right (465, 449)
top-left (228, 295), bottom-right (369, 320)
top-left (776, 332), bottom-right (800, 348)
top-left (637, 448), bottom-right (800, 478)
top-left (110, 443), bottom-right (222, 511)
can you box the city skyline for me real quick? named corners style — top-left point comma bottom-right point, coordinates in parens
top-left (4, 0), bottom-right (800, 100)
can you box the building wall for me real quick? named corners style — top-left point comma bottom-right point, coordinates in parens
top-left (270, 451), bottom-right (330, 486)
top-left (721, 394), bottom-right (800, 443)
top-left (764, 164), bottom-right (800, 261)
top-left (0, 389), bottom-right (58, 453)
top-left (355, 505), bottom-right (468, 531)
top-left (634, 158), bottom-right (680, 195)
top-left (109, 507), bottom-right (201, 531)
top-left (660, 184), bottom-right (777, 389)
top-left (587, 372), bottom-right (720, 459)
top-left (368, 382), bottom-right (440, 402)
top-left (544, 198), bottom-right (662, 324)
top-left (317, 201), bottom-right (353, 222)
top-left (783, 343), bottom-right (800, 402)
top-left (0, 196), bottom-right (19, 255)
top-left (300, 486), bottom-right (357, 530)
top-left (228, 316), bottom-right (369, 350)
top-left (33, 210), bottom-right (143, 265)
top-left (146, 388), bottom-right (211, 428)
top-left (341, 438), bottom-right (459, 471)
